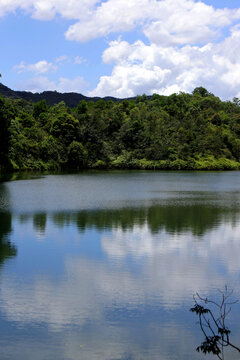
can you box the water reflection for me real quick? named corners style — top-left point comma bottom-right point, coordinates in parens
top-left (48, 203), bottom-right (240, 236)
top-left (33, 213), bottom-right (47, 235)
top-left (0, 212), bottom-right (16, 266)
top-left (0, 173), bottom-right (240, 360)
top-left (9, 199), bottom-right (240, 241)
top-left (0, 221), bottom-right (239, 360)
top-left (1, 203), bottom-right (240, 319)
top-left (0, 184), bottom-right (16, 266)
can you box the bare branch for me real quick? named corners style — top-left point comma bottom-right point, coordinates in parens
top-left (191, 287), bottom-right (240, 358)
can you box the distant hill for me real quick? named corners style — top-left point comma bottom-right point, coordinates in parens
top-left (0, 83), bottom-right (121, 107)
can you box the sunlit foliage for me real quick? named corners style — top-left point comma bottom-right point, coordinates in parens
top-left (1, 88), bottom-right (240, 172)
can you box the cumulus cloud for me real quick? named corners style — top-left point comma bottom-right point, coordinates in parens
top-left (89, 62), bottom-right (172, 98)
top-left (64, 0), bottom-right (240, 98)
top-left (88, 25), bottom-right (240, 99)
top-left (1, 0), bottom-right (240, 44)
top-left (0, 0), bottom-right (32, 17)
top-left (3, 0), bottom-right (240, 98)
top-left (13, 60), bottom-right (57, 74)
top-left (143, 1), bottom-right (239, 46)
top-left (65, 0), bottom-right (157, 42)
top-left (64, 0), bottom-right (240, 43)
top-left (17, 75), bottom-right (88, 93)
top-left (0, 0), bottom-right (98, 20)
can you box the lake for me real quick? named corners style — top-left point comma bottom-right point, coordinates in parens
top-left (0, 171), bottom-right (240, 360)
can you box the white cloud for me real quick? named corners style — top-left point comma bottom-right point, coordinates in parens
top-left (74, 56), bottom-right (86, 65)
top-left (143, 1), bottom-right (239, 46)
top-left (17, 75), bottom-right (88, 93)
top-left (65, 0), bottom-right (157, 42)
top-left (89, 62), bottom-right (171, 98)
top-left (31, 0), bottom-right (98, 21)
top-left (13, 56), bottom-right (88, 94)
top-left (0, 0), bottom-right (32, 17)
top-left (1, 0), bottom-right (240, 44)
top-left (56, 76), bottom-right (88, 92)
top-left (63, 0), bottom-right (240, 99)
top-left (55, 55), bottom-right (68, 63)
top-left (0, 0), bottom-right (98, 20)
top-left (65, 0), bottom-right (240, 44)
top-left (3, 0), bottom-right (240, 98)
top-left (88, 25), bottom-right (240, 99)
top-left (13, 60), bottom-right (57, 74)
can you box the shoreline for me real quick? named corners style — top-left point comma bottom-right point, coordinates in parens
top-left (1, 159), bottom-right (240, 181)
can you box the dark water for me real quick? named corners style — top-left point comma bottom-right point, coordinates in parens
top-left (0, 171), bottom-right (240, 360)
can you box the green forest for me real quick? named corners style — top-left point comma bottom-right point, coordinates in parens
top-left (1, 86), bottom-right (240, 172)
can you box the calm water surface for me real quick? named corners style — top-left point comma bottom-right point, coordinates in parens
top-left (0, 171), bottom-right (240, 360)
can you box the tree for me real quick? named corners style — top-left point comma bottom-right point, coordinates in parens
top-left (51, 112), bottom-right (79, 145)
top-left (67, 141), bottom-right (88, 168)
top-left (192, 87), bottom-right (213, 97)
top-left (0, 97), bottom-right (15, 168)
top-left (33, 99), bottom-right (47, 119)
top-left (190, 287), bottom-right (240, 359)
top-left (76, 100), bottom-right (87, 115)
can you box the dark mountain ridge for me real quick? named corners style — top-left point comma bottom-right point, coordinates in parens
top-left (0, 82), bottom-right (123, 107)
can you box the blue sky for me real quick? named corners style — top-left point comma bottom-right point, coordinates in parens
top-left (1, 0), bottom-right (240, 99)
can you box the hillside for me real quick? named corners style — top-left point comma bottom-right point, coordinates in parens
top-left (1, 86), bottom-right (240, 172)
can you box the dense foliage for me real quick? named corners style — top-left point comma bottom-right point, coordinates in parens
top-left (1, 87), bottom-right (240, 172)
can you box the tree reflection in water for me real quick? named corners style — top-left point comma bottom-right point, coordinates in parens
top-left (49, 202), bottom-right (240, 237)
top-left (0, 183), bottom-right (17, 266)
